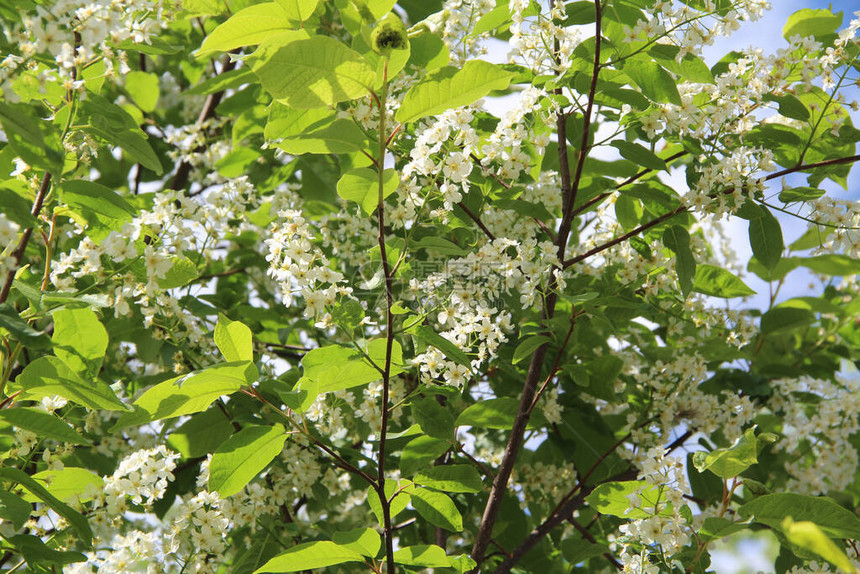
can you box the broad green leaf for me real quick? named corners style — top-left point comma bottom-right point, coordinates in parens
top-left (0, 468), bottom-right (93, 545)
top-left (415, 327), bottom-right (473, 367)
top-left (663, 225), bottom-right (696, 297)
top-left (198, 3), bottom-right (292, 55)
top-left (411, 236), bottom-right (469, 256)
top-left (410, 487), bottom-right (463, 532)
top-left (0, 408), bottom-right (90, 445)
top-left (254, 540), bottom-right (364, 573)
top-left (760, 307), bottom-right (814, 335)
top-left (692, 427), bottom-right (775, 479)
top-left (336, 167), bottom-right (398, 214)
top-left (12, 356), bottom-right (128, 412)
top-left (561, 538), bottom-right (610, 564)
top-left (615, 194), bottom-right (642, 230)
top-left (367, 480), bottom-right (411, 524)
top-left (512, 334), bottom-right (550, 365)
top-left (781, 518), bottom-right (855, 573)
top-left (0, 303), bottom-right (52, 348)
top-left (186, 68), bottom-right (257, 96)
top-left (411, 397), bottom-right (454, 440)
top-left (622, 56), bottom-right (681, 105)
top-left (401, 435), bottom-right (450, 476)
top-left (693, 264), bottom-right (755, 298)
top-left (414, 465), bottom-right (482, 493)
top-left (394, 545), bottom-right (449, 568)
top-left (299, 340), bottom-right (403, 397)
top-left (278, 118), bottom-right (370, 155)
top-left (763, 93), bottom-right (810, 122)
top-left (331, 528), bottom-right (380, 557)
top-left (0, 102), bottom-right (64, 175)
top-left (779, 186), bottom-right (824, 203)
top-left (456, 398), bottom-right (544, 430)
top-left (585, 480), bottom-right (673, 519)
top-left (125, 71), bottom-right (160, 112)
top-left (783, 8), bottom-right (843, 41)
top-left (274, 0), bottom-right (319, 21)
top-left (396, 60), bottom-right (515, 123)
top-left (59, 180), bottom-right (136, 240)
top-left (167, 407), bottom-right (235, 458)
top-left (52, 308), bottom-right (108, 376)
top-left (8, 534), bottom-right (87, 566)
top-left (407, 30), bottom-right (449, 71)
top-left (265, 104), bottom-right (333, 139)
top-left (799, 254), bottom-right (860, 276)
top-left (215, 314), bottom-right (254, 362)
top-left (84, 109), bottom-right (163, 174)
top-left (209, 424), bottom-right (286, 497)
top-left (610, 141), bottom-right (666, 171)
top-left (739, 493), bottom-right (860, 539)
top-left (449, 554), bottom-right (478, 573)
top-left (157, 256), bottom-right (198, 289)
top-left (748, 205), bottom-right (783, 271)
top-left (0, 181), bottom-right (37, 227)
top-left (111, 361), bottom-right (257, 430)
top-left (254, 36), bottom-right (375, 108)
top-left (0, 490), bottom-right (31, 530)
top-left (20, 468), bottom-right (103, 504)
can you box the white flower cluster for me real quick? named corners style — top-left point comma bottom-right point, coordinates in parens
top-left (93, 446), bottom-right (180, 516)
top-left (480, 86), bottom-right (549, 182)
top-left (511, 460), bottom-right (576, 507)
top-left (508, 0), bottom-right (581, 75)
top-left (0, 213), bottom-right (20, 277)
top-left (68, 530), bottom-right (162, 574)
top-left (769, 374), bottom-right (860, 494)
top-left (2, 0), bottom-right (170, 100)
top-left (167, 491), bottom-right (231, 573)
top-left (163, 119), bottom-right (233, 186)
top-left (429, 0), bottom-right (496, 66)
top-left (802, 197), bottom-right (860, 258)
top-left (265, 209), bottom-right (350, 318)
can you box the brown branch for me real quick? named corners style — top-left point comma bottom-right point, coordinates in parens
top-left (0, 173), bottom-right (53, 304)
top-left (168, 55), bottom-right (238, 191)
top-left (562, 152), bottom-right (860, 269)
top-left (569, 516), bottom-right (622, 570)
top-left (457, 201), bottom-right (496, 241)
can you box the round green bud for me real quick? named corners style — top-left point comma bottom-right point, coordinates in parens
top-left (371, 13), bottom-right (408, 56)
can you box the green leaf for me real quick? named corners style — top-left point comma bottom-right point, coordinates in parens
top-left (253, 540), bottom-right (364, 573)
top-left (610, 141), bottom-right (666, 171)
top-left (799, 254), bottom-right (860, 276)
top-left (0, 102), bottom-right (64, 175)
top-left (278, 118), bottom-right (370, 155)
top-left (0, 303), bottom-right (52, 348)
top-left (298, 341), bottom-right (403, 398)
top-left (125, 70), bottom-right (160, 112)
top-left (662, 225), bottom-right (696, 297)
top-left (763, 93), bottom-right (810, 122)
top-left (157, 256), bottom-right (198, 289)
top-left (561, 538), bottom-right (610, 564)
top-left (783, 8), bottom-right (843, 41)
top-left (274, 0), bottom-right (319, 21)
top-left (215, 314), bottom-right (254, 362)
top-left (409, 325), bottom-right (470, 369)
top-left (407, 30), bottom-right (449, 71)
top-left (0, 490), bottom-right (31, 530)
top-left (82, 97), bottom-right (163, 174)
top-left (167, 407), bottom-right (235, 458)
top-left (414, 465), bottom-right (482, 493)
top-left (456, 397), bottom-right (543, 430)
top-left (394, 545), bottom-right (449, 568)
top-left (20, 468), bottom-right (103, 504)
top-left (8, 534), bottom-right (87, 565)
top-left (748, 205), bottom-right (783, 271)
top-left (396, 60), bottom-right (515, 123)
top-left (401, 435), bottom-right (450, 476)
top-left (337, 168), bottom-right (399, 214)
top-left (52, 308), bottom-right (108, 376)
top-left (198, 3), bottom-right (292, 55)
top-left (692, 427), bottom-right (775, 479)
top-left (760, 307), bottom-right (814, 335)
top-left (693, 265), bottom-right (755, 298)
top-left (615, 194), bottom-right (642, 231)
top-left (512, 335), bottom-right (550, 365)
top-left (739, 493), bottom-right (860, 539)
top-left (781, 518), bottom-right (855, 572)
top-left (623, 56), bottom-right (681, 105)
top-left (331, 528), bottom-right (380, 557)
top-left (367, 481), bottom-right (411, 524)
top-left (0, 408), bottom-right (90, 445)
top-left (585, 480), bottom-right (673, 519)
top-left (111, 361), bottom-right (257, 430)
top-left (209, 424), bottom-right (286, 498)
top-left (778, 186), bottom-right (824, 203)
top-left (411, 397), bottom-right (454, 440)
top-left (254, 36), bottom-right (375, 108)
top-left (410, 487), bottom-right (463, 531)
top-left (12, 356), bottom-right (128, 412)
top-left (0, 468), bottom-right (92, 545)
top-left (59, 180), bottom-right (136, 240)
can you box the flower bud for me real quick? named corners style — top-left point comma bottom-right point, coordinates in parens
top-left (371, 13), bottom-right (408, 56)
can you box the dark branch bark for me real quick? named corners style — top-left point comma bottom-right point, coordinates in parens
top-left (0, 173), bottom-right (52, 304)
